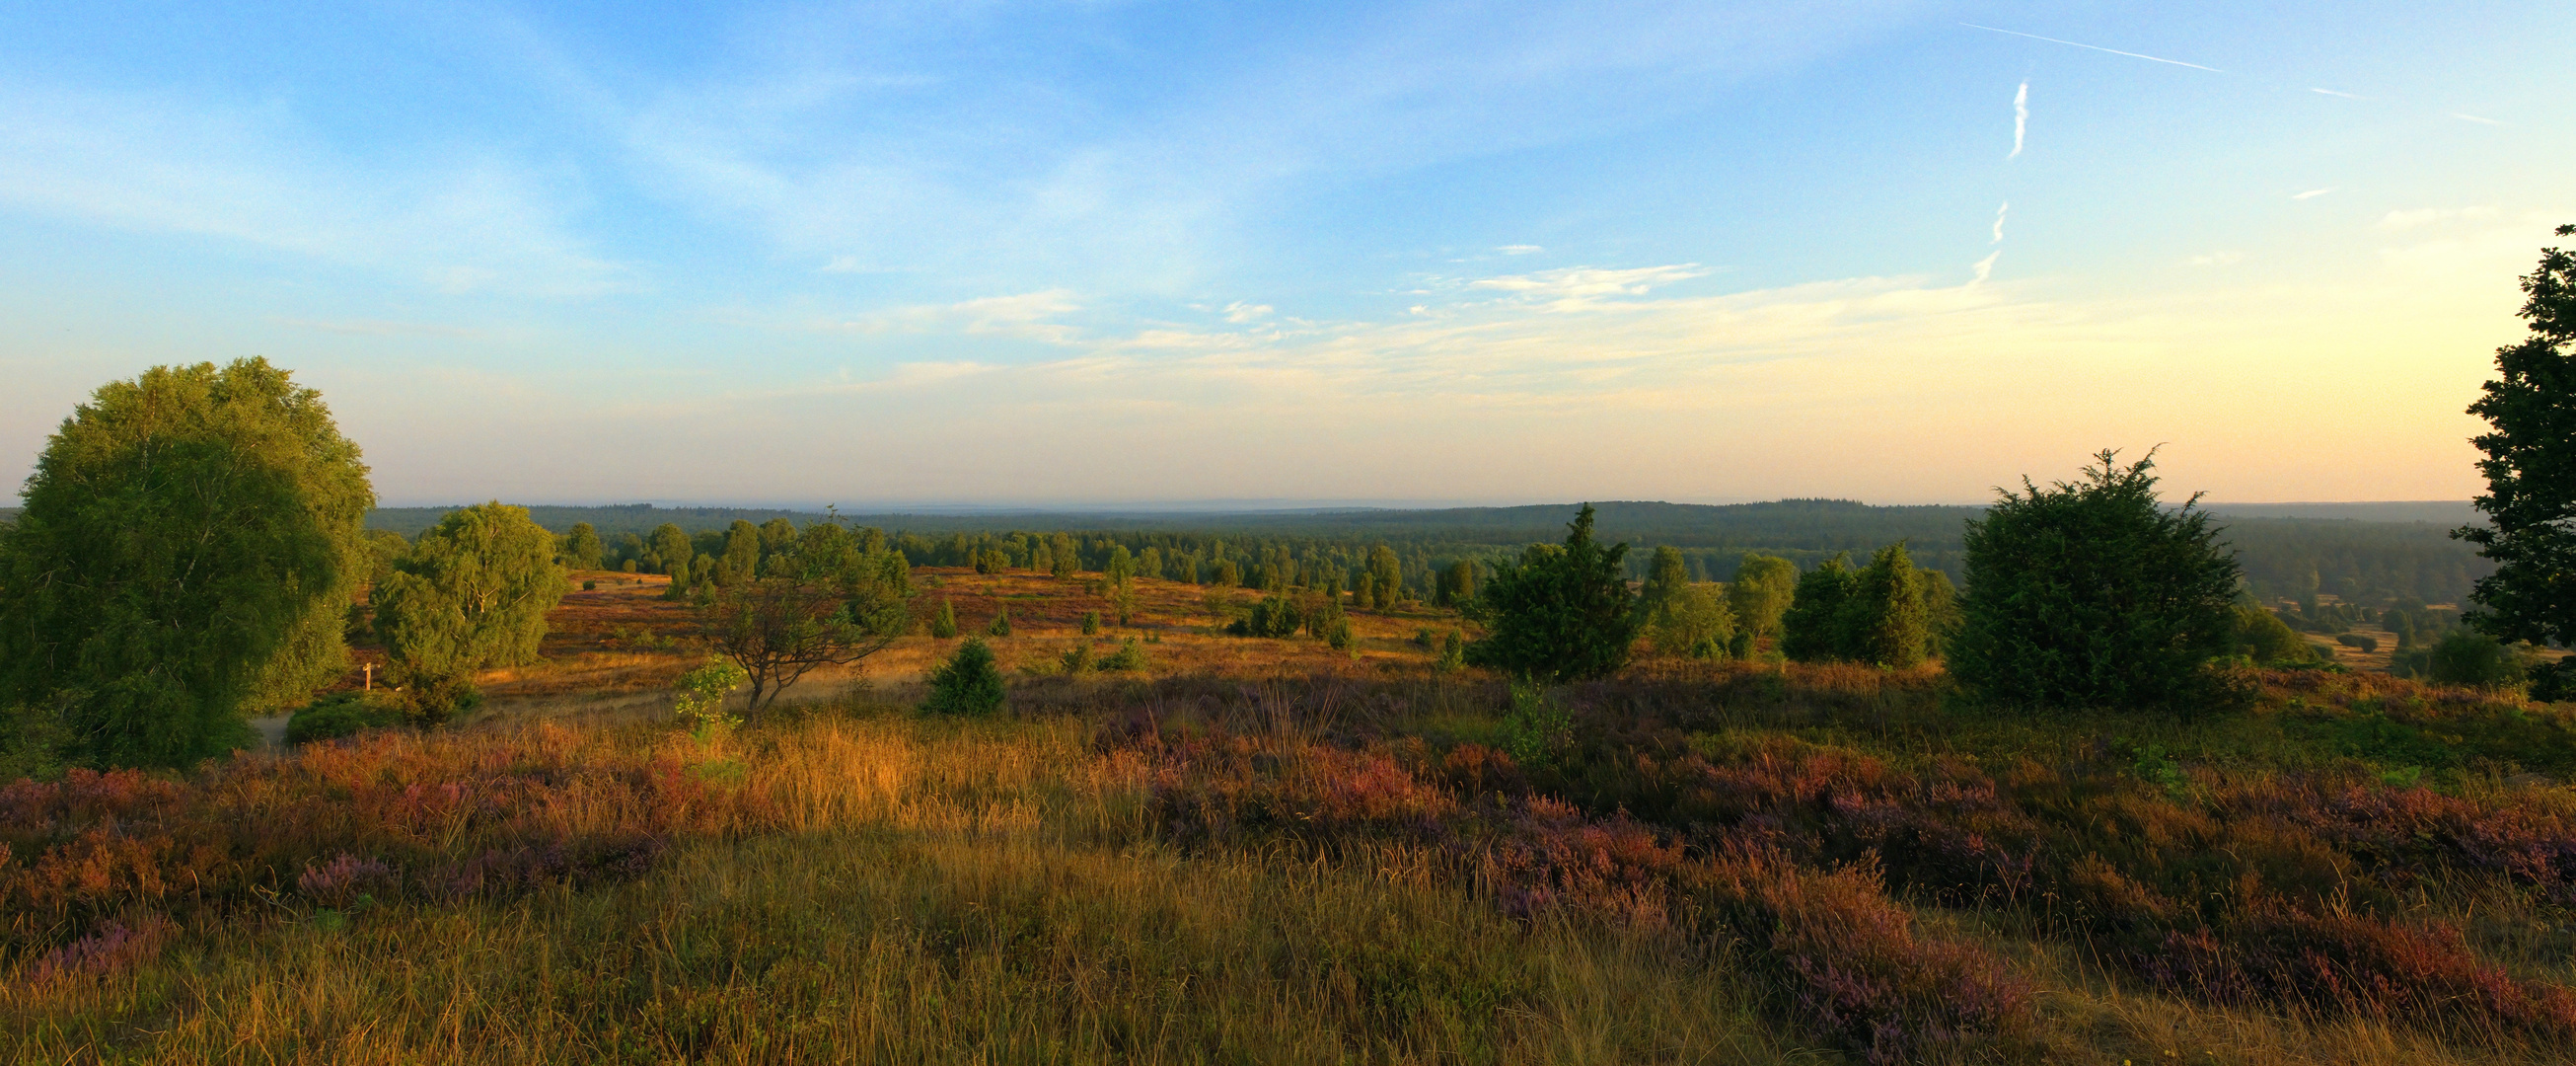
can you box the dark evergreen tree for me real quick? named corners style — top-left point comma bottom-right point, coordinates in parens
top-left (2458, 224), bottom-right (2576, 699)
top-left (1844, 543), bottom-right (1930, 668)
top-left (921, 638), bottom-right (1006, 716)
top-left (930, 596), bottom-right (959, 639)
top-left (1950, 450), bottom-right (2243, 712)
top-left (1465, 504), bottom-right (1638, 683)
top-left (1779, 555), bottom-right (1860, 662)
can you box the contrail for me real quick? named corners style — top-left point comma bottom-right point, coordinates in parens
top-left (1960, 24), bottom-right (2223, 73)
top-left (2009, 81), bottom-right (2028, 158)
top-left (1992, 201), bottom-right (2010, 244)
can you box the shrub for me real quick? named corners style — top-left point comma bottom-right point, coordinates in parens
top-left (1080, 610), bottom-right (1101, 635)
top-left (987, 609), bottom-right (1011, 637)
top-left (921, 638), bottom-right (1006, 716)
top-left (672, 657), bottom-right (747, 737)
top-left (284, 692), bottom-right (405, 746)
top-left (1467, 505), bottom-right (1637, 683)
top-left (1437, 629), bottom-right (1466, 672)
top-left (1099, 638), bottom-right (1146, 672)
top-left (1225, 595), bottom-right (1302, 638)
top-left (2427, 629), bottom-right (2527, 690)
top-left (1950, 450), bottom-right (2243, 712)
top-left (1779, 556), bottom-right (1859, 662)
top-left (2336, 632), bottom-right (2380, 654)
top-left (1326, 616), bottom-right (1357, 651)
top-left (930, 597), bottom-right (958, 639)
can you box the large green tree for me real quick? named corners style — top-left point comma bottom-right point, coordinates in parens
top-left (1465, 504), bottom-right (1638, 683)
top-left (1638, 546), bottom-right (1734, 657)
top-left (557, 522), bottom-right (604, 571)
top-left (1845, 543), bottom-right (1930, 668)
top-left (372, 502), bottom-right (566, 719)
top-left (0, 358), bottom-right (373, 767)
top-left (1727, 554), bottom-right (1799, 642)
top-left (1950, 451), bottom-right (2243, 712)
top-left (1779, 555), bottom-right (1860, 662)
top-left (2458, 224), bottom-right (2576, 698)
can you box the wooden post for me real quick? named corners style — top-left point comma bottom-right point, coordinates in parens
top-left (363, 662), bottom-right (373, 691)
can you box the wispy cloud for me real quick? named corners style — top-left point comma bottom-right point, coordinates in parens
top-left (1990, 201), bottom-right (2010, 244)
top-left (1465, 265), bottom-right (1710, 308)
top-left (1969, 251), bottom-right (2000, 284)
top-left (0, 81), bottom-right (629, 297)
top-left (2310, 87), bottom-right (2364, 100)
top-left (2292, 187), bottom-right (2337, 200)
top-left (824, 289), bottom-right (1084, 343)
top-left (1959, 24), bottom-right (2223, 73)
top-left (2009, 80), bottom-right (2028, 159)
top-left (1222, 301), bottom-right (1274, 324)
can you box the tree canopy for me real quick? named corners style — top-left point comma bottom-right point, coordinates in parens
top-left (1465, 504), bottom-right (1638, 683)
top-left (0, 358), bottom-right (374, 767)
top-left (699, 520), bottom-right (914, 715)
top-left (1949, 450), bottom-right (2243, 712)
top-left (373, 501), bottom-right (566, 719)
top-left (2460, 224), bottom-right (2576, 696)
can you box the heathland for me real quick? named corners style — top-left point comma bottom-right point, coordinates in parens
top-left (9, 549), bottom-right (2576, 1064)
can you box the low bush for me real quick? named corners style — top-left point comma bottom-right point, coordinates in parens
top-left (284, 692), bottom-right (406, 746)
top-left (923, 638), bottom-right (1006, 716)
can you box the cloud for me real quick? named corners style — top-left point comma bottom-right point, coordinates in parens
top-left (1497, 245), bottom-right (1545, 256)
top-left (1959, 24), bottom-right (2223, 73)
top-left (2009, 80), bottom-right (2028, 159)
top-left (1969, 251), bottom-right (2000, 284)
top-left (0, 81), bottom-right (629, 298)
top-left (820, 256), bottom-right (865, 273)
top-left (1222, 301), bottom-right (1274, 324)
top-left (1991, 201), bottom-right (2010, 244)
top-left (1466, 265), bottom-right (1709, 307)
top-left (2292, 187), bottom-right (2337, 200)
top-left (825, 289), bottom-right (1084, 343)
top-left (2310, 87), bottom-right (2364, 100)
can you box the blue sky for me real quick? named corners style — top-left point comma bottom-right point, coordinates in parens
top-left (2, 1), bottom-right (2567, 507)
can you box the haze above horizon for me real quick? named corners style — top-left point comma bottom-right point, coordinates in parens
top-left (2, 2), bottom-right (2566, 506)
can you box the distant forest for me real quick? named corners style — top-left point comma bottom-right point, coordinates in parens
top-left (364, 498), bottom-right (2496, 608)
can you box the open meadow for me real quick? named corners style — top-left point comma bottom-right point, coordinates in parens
top-left (10, 565), bottom-right (2576, 1065)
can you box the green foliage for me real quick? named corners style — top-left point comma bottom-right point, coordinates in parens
top-left (1366, 545), bottom-right (1405, 608)
top-left (1436, 628), bottom-right (1466, 672)
top-left (0, 357), bottom-right (371, 767)
top-left (1726, 554), bottom-right (1800, 640)
top-left (1099, 637), bottom-right (1147, 672)
top-left (1226, 595), bottom-right (1303, 638)
top-left (1641, 568), bottom-right (1735, 659)
top-left (1059, 642), bottom-right (1094, 674)
top-left (557, 522), bottom-right (604, 571)
top-left (672, 657), bottom-right (748, 738)
top-left (1435, 560), bottom-right (1478, 607)
top-left (2425, 629), bottom-right (2529, 691)
top-left (2460, 224), bottom-right (2576, 654)
top-left (2233, 605), bottom-right (2322, 664)
top-left (700, 521), bottom-right (914, 715)
top-left (1081, 610), bottom-right (1102, 636)
top-left (930, 597), bottom-right (959, 639)
top-left (285, 691), bottom-right (405, 746)
top-left (1466, 505), bottom-right (1638, 683)
top-left (645, 523), bottom-right (692, 576)
top-left (922, 638), bottom-right (1007, 716)
top-left (373, 501), bottom-right (565, 723)
top-left (988, 609), bottom-right (1012, 637)
top-left (1498, 684), bottom-right (1574, 770)
top-left (1845, 543), bottom-right (1929, 668)
top-left (1325, 616), bottom-right (1357, 651)
top-left (1950, 450), bottom-right (2243, 712)
top-left (1778, 556), bottom-right (1859, 662)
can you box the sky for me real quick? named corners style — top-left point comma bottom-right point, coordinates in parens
top-left (1, 1), bottom-right (2568, 508)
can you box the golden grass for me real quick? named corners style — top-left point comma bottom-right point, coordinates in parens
top-left (4, 712), bottom-right (1798, 1064)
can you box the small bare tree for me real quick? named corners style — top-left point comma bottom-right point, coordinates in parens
top-left (699, 522), bottom-right (912, 717)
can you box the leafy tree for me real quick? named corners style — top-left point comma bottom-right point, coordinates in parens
top-left (1080, 610), bottom-right (1102, 635)
top-left (1950, 450), bottom-right (2243, 712)
top-left (1366, 546), bottom-right (1405, 607)
top-left (1638, 547), bottom-right (1734, 657)
top-left (2232, 605), bottom-right (2319, 664)
top-left (1466, 504), bottom-right (1639, 683)
top-left (1845, 543), bottom-right (1930, 668)
top-left (373, 502), bottom-right (566, 721)
top-left (645, 523), bottom-right (693, 575)
top-left (557, 522), bottom-right (605, 571)
top-left (757, 518), bottom-right (800, 566)
top-left (930, 596), bottom-right (959, 639)
top-left (672, 657), bottom-right (748, 739)
top-left (718, 519), bottom-right (761, 585)
top-left (1779, 556), bottom-right (1859, 662)
top-left (2458, 224), bottom-right (2576, 700)
top-left (700, 522), bottom-right (914, 716)
top-left (1435, 560), bottom-right (1478, 607)
top-left (0, 358), bottom-right (374, 767)
top-left (1727, 554), bottom-right (1799, 642)
top-left (1921, 568), bottom-right (1963, 658)
top-left (2426, 629), bottom-right (2528, 691)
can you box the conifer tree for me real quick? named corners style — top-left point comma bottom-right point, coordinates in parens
top-left (1844, 543), bottom-right (1930, 668)
top-left (1465, 504), bottom-right (1638, 683)
top-left (1779, 556), bottom-right (1860, 662)
top-left (931, 596), bottom-right (959, 639)
top-left (2458, 224), bottom-right (2576, 700)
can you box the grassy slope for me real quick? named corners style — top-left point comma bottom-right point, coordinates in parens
top-left (9, 572), bottom-right (2576, 1063)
